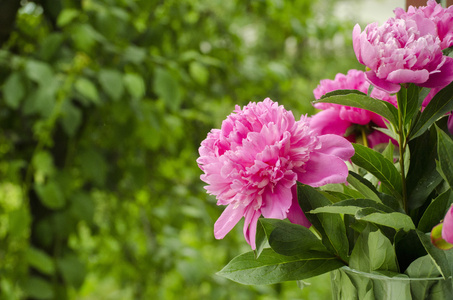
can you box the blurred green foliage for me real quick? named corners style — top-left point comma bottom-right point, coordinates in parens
top-left (0, 0), bottom-right (360, 299)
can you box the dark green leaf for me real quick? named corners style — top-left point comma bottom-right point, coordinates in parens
top-left (75, 77), bottom-right (100, 104)
top-left (25, 60), bottom-right (54, 85)
top-left (99, 69), bottom-right (124, 101)
top-left (416, 230), bottom-right (453, 278)
top-left (35, 181), bottom-right (66, 209)
top-left (315, 92), bottom-right (398, 126)
top-left (418, 189), bottom-right (453, 233)
top-left (60, 100), bottom-right (82, 137)
top-left (262, 219), bottom-right (326, 256)
top-left (297, 183), bottom-right (349, 261)
top-left (124, 73), bottom-right (145, 98)
top-left (410, 81), bottom-right (453, 140)
top-left (27, 247), bottom-right (55, 275)
top-left (436, 125), bottom-right (453, 188)
top-left (57, 254), bottom-right (86, 288)
top-left (397, 83), bottom-right (420, 126)
top-left (347, 171), bottom-right (382, 203)
top-left (351, 144), bottom-right (402, 200)
top-left (3, 72), bottom-right (25, 109)
top-left (217, 248), bottom-right (344, 285)
top-left (154, 67), bottom-right (181, 111)
top-left (22, 276), bottom-right (54, 299)
top-left (356, 209), bottom-right (415, 232)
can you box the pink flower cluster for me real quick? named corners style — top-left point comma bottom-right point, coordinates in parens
top-left (197, 98), bottom-right (354, 249)
top-left (395, 0), bottom-right (453, 50)
top-left (353, 3), bottom-right (453, 94)
top-left (310, 69), bottom-right (397, 148)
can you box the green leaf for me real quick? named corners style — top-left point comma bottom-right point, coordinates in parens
top-left (217, 248), bottom-right (344, 285)
top-left (315, 92), bottom-right (398, 126)
top-left (57, 8), bottom-right (80, 27)
top-left (189, 61), bottom-right (209, 85)
top-left (22, 276), bottom-right (54, 299)
top-left (124, 73), bottom-right (145, 98)
top-left (406, 125), bottom-right (442, 210)
top-left (99, 69), bottom-right (124, 102)
top-left (347, 171), bottom-right (382, 203)
top-left (397, 83), bottom-right (420, 126)
top-left (436, 125), bottom-right (453, 188)
top-left (261, 219), bottom-right (327, 256)
top-left (297, 183), bottom-right (349, 261)
top-left (310, 199), bottom-right (395, 215)
top-left (3, 72), bottom-right (25, 109)
top-left (57, 254), bottom-right (86, 288)
top-left (416, 230), bottom-right (453, 278)
top-left (32, 150), bottom-right (55, 178)
top-left (60, 100), bottom-right (82, 137)
top-left (351, 144), bottom-right (402, 199)
top-left (349, 226), bottom-right (398, 273)
top-left (35, 181), bottom-right (66, 209)
top-left (356, 209), bottom-right (415, 232)
top-left (25, 60), bottom-right (54, 85)
top-left (78, 149), bottom-right (107, 186)
top-left (27, 247), bottom-right (55, 275)
top-left (254, 219), bottom-right (267, 258)
top-left (39, 33), bottom-right (64, 61)
top-left (153, 67), bottom-right (181, 111)
top-left (410, 81), bottom-right (453, 140)
top-left (75, 77), bottom-right (99, 104)
top-left (405, 254), bottom-right (440, 278)
top-left (418, 189), bottom-right (453, 233)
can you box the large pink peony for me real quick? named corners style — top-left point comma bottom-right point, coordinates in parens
top-left (442, 205), bottom-right (453, 244)
top-left (394, 0), bottom-right (453, 50)
top-left (353, 16), bottom-right (453, 94)
top-left (310, 69), bottom-right (397, 148)
top-left (197, 98), bottom-right (354, 249)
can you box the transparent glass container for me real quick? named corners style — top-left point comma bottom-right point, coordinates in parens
top-left (330, 266), bottom-right (453, 300)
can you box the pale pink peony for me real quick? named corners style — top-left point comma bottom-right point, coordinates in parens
top-left (442, 205), bottom-right (453, 244)
top-left (197, 98), bottom-right (354, 249)
top-left (394, 0), bottom-right (453, 50)
top-left (353, 16), bottom-right (453, 94)
top-left (310, 69), bottom-right (397, 148)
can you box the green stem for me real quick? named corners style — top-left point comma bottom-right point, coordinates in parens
top-left (397, 102), bottom-right (408, 213)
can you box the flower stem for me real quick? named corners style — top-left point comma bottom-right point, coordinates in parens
top-left (397, 104), bottom-right (408, 213)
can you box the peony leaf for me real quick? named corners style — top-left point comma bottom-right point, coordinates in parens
top-left (409, 81), bottom-right (453, 140)
top-left (347, 171), bottom-right (382, 203)
top-left (416, 230), bottom-right (453, 278)
top-left (418, 189), bottom-right (453, 233)
top-left (351, 144), bottom-right (402, 200)
top-left (436, 125), bottom-right (453, 188)
top-left (406, 126), bottom-right (443, 210)
top-left (310, 199), bottom-right (395, 215)
top-left (397, 83), bottom-right (420, 127)
top-left (355, 209), bottom-right (415, 232)
top-left (297, 183), bottom-right (349, 262)
top-left (260, 219), bottom-right (327, 256)
top-left (217, 248), bottom-right (344, 285)
top-left (315, 92), bottom-right (398, 126)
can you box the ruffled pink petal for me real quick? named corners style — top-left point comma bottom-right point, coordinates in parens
top-left (365, 70), bottom-right (401, 94)
top-left (261, 183), bottom-right (293, 219)
top-left (421, 57), bottom-right (453, 88)
top-left (309, 109), bottom-right (351, 136)
top-left (287, 185), bottom-right (311, 228)
top-left (214, 204), bottom-right (246, 239)
top-left (317, 134), bottom-right (355, 161)
top-left (386, 69), bottom-right (430, 84)
top-left (243, 207), bottom-right (261, 250)
top-left (352, 24), bottom-right (363, 63)
top-left (298, 152), bottom-right (349, 187)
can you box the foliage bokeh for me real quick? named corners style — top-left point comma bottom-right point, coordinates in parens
top-left (0, 0), bottom-right (361, 299)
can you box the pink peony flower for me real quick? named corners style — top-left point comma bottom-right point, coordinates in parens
top-left (394, 0), bottom-right (453, 50)
top-left (310, 69), bottom-right (397, 148)
top-left (442, 205), bottom-right (453, 244)
top-left (448, 113), bottom-right (453, 135)
top-left (197, 98), bottom-right (354, 249)
top-left (353, 17), bottom-right (453, 94)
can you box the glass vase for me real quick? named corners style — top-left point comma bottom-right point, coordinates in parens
top-left (330, 266), bottom-right (453, 300)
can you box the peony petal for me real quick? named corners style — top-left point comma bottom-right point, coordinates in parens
top-left (287, 185), bottom-right (311, 228)
top-left (214, 204), bottom-right (245, 239)
top-left (442, 206), bottom-right (453, 244)
top-left (365, 70), bottom-right (401, 94)
top-left (422, 57), bottom-right (453, 88)
top-left (243, 207), bottom-right (261, 250)
top-left (386, 69), bottom-right (430, 84)
top-left (317, 134), bottom-right (355, 161)
top-left (260, 183), bottom-right (293, 219)
top-left (309, 109), bottom-right (351, 136)
top-left (352, 24), bottom-right (363, 63)
top-left (298, 152), bottom-right (349, 187)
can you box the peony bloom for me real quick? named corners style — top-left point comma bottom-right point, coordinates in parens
top-left (442, 205), bottom-right (453, 244)
top-left (197, 98), bottom-right (354, 249)
top-left (310, 69), bottom-right (397, 148)
top-left (353, 17), bottom-right (453, 94)
top-left (394, 0), bottom-right (453, 50)
top-left (448, 113), bottom-right (453, 135)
